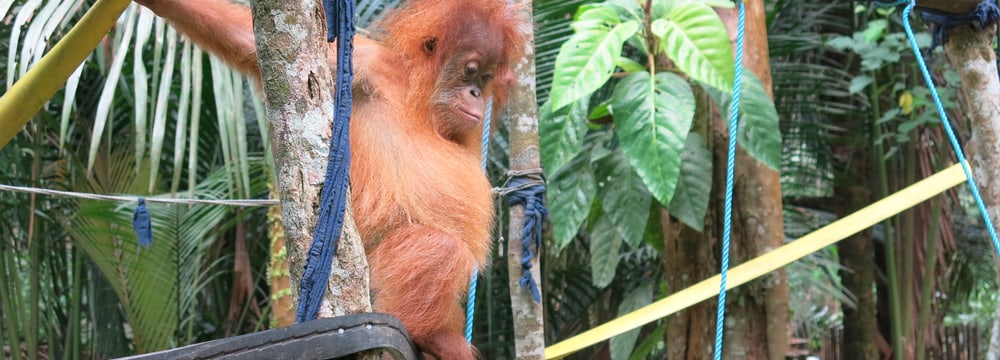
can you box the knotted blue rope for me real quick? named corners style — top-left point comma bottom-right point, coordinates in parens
top-left (507, 175), bottom-right (546, 303)
top-left (132, 197), bottom-right (152, 249)
top-left (296, 0), bottom-right (355, 323)
top-left (917, 0), bottom-right (1000, 49)
top-left (714, 1), bottom-right (744, 358)
top-left (898, 0), bottom-right (1000, 262)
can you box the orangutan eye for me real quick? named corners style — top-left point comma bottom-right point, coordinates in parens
top-left (465, 61), bottom-right (479, 77)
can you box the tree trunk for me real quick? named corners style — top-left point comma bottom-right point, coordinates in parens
top-left (942, 24), bottom-right (1000, 360)
top-left (837, 188), bottom-right (880, 359)
top-left (662, 211), bottom-right (718, 360)
top-left (506, 1), bottom-right (545, 358)
top-left (662, 3), bottom-right (787, 358)
top-left (267, 184), bottom-right (294, 328)
top-left (248, 0), bottom-right (372, 321)
top-left (718, 3), bottom-right (789, 359)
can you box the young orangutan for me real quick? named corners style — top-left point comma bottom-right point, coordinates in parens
top-left (131, 0), bottom-right (528, 358)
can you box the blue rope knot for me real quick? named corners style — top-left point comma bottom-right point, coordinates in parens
top-left (918, 0), bottom-right (1000, 49)
top-left (296, 0), bottom-right (355, 324)
top-left (504, 170), bottom-right (547, 303)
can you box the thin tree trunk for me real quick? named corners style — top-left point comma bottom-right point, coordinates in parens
top-left (832, 69), bottom-right (881, 356)
top-left (506, 1), bottom-right (545, 358)
top-left (717, 2), bottom-right (789, 359)
top-left (837, 191), bottom-right (880, 359)
top-left (248, 0), bottom-right (372, 321)
top-left (267, 185), bottom-right (294, 327)
top-left (942, 24), bottom-right (1000, 360)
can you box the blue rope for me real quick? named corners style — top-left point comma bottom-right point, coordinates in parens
top-left (507, 176), bottom-right (546, 303)
top-left (916, 0), bottom-right (1000, 49)
top-left (466, 99), bottom-right (492, 344)
top-left (714, 1), bottom-right (744, 358)
top-left (465, 268), bottom-right (478, 343)
top-left (899, 0), bottom-right (1000, 261)
top-left (296, 0), bottom-right (355, 323)
top-left (132, 198), bottom-right (152, 249)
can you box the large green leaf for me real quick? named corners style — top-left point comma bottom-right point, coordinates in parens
top-left (70, 157), bottom-right (250, 351)
top-left (611, 72), bottom-right (695, 206)
top-left (549, 152), bottom-right (597, 252)
top-left (540, 99), bottom-right (590, 175)
top-left (596, 148), bottom-right (652, 248)
top-left (710, 71), bottom-right (783, 171)
top-left (652, 2), bottom-right (734, 92)
top-left (668, 133), bottom-right (712, 231)
top-left (610, 282), bottom-right (655, 360)
top-left (550, 5), bottom-right (639, 111)
top-left (589, 213), bottom-right (623, 288)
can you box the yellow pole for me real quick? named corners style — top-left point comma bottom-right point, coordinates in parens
top-left (545, 163), bottom-right (967, 359)
top-left (0, 0), bottom-right (130, 148)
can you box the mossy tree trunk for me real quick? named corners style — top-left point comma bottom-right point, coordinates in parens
top-left (941, 23), bottom-right (1000, 360)
top-left (248, 0), bottom-right (372, 321)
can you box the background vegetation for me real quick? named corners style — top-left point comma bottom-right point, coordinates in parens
top-left (1, 0), bottom-right (997, 359)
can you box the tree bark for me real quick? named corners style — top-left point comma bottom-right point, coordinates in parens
top-left (942, 24), bottom-right (1000, 360)
top-left (506, 2), bottom-right (545, 358)
top-left (662, 211), bottom-right (718, 360)
top-left (248, 0), bottom-right (372, 321)
top-left (837, 191), bottom-right (880, 359)
top-left (717, 3), bottom-right (789, 359)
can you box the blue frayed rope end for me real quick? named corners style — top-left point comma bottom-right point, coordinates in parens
top-left (132, 198), bottom-right (152, 249)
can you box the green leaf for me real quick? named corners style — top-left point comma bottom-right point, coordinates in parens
top-left (615, 56), bottom-right (646, 73)
top-left (629, 323), bottom-right (666, 360)
top-left (541, 99), bottom-right (590, 174)
top-left (668, 133), bottom-right (712, 231)
top-left (709, 71), bottom-right (782, 171)
top-left (590, 213), bottom-right (623, 288)
top-left (652, 3), bottom-right (734, 92)
top-left (605, 0), bottom-right (644, 22)
top-left (849, 75), bottom-right (874, 94)
top-left (611, 72), bottom-right (695, 206)
top-left (861, 19), bottom-right (888, 43)
top-left (826, 35), bottom-right (856, 52)
top-left (551, 5), bottom-right (640, 111)
top-left (549, 152), bottom-right (597, 252)
top-left (736, 72), bottom-right (782, 171)
top-left (596, 149), bottom-right (653, 248)
top-left (610, 283), bottom-right (655, 360)
top-left (588, 101), bottom-right (611, 120)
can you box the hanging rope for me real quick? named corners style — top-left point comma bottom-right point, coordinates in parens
top-left (466, 99), bottom-right (492, 344)
top-left (897, 0), bottom-right (1000, 258)
top-left (714, 0), bottom-right (745, 358)
top-left (296, 0), bottom-right (355, 323)
top-left (917, 0), bottom-right (1000, 49)
top-left (492, 169), bottom-right (547, 303)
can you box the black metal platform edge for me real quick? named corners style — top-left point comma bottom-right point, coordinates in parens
top-left (117, 313), bottom-right (422, 360)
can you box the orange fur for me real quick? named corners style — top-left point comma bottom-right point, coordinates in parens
top-left (136, 0), bottom-right (528, 358)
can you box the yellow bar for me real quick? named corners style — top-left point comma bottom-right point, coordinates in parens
top-left (0, 0), bottom-right (130, 149)
top-left (545, 163), bottom-right (967, 359)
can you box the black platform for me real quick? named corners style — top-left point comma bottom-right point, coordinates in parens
top-left (119, 313), bottom-right (421, 359)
